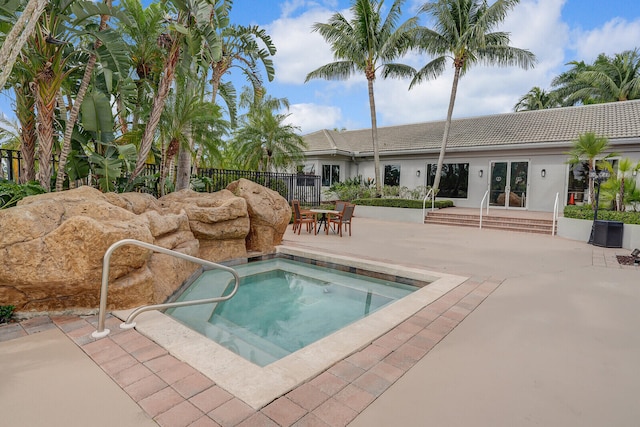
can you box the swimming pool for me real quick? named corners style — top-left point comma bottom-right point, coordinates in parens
top-left (166, 258), bottom-right (419, 367)
top-left (117, 247), bottom-right (467, 408)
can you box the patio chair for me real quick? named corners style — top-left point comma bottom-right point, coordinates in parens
top-left (327, 204), bottom-right (354, 236)
top-left (292, 200), bottom-right (316, 235)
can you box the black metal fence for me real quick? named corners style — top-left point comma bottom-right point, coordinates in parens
top-left (0, 149), bottom-right (22, 182)
top-left (197, 168), bottom-right (321, 206)
top-left (1, 149), bottom-right (321, 206)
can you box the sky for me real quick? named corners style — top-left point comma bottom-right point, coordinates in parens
top-left (2, 0), bottom-right (640, 136)
top-left (225, 0), bottom-right (640, 134)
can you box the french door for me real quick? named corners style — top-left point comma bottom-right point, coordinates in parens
top-left (489, 160), bottom-right (529, 208)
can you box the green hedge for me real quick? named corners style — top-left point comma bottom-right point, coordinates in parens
top-left (351, 198), bottom-right (454, 209)
top-left (564, 205), bottom-right (640, 224)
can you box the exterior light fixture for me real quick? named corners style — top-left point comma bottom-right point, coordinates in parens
top-left (478, 169), bottom-right (483, 178)
top-left (416, 170), bottom-right (421, 177)
top-left (633, 170), bottom-right (638, 176)
top-left (541, 169), bottom-right (546, 178)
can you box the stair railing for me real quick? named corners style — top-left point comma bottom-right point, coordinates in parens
top-left (422, 187), bottom-right (435, 221)
top-left (92, 239), bottom-right (240, 339)
top-left (552, 192), bottom-right (559, 236)
top-left (479, 190), bottom-right (489, 229)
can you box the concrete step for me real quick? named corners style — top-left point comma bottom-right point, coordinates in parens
top-left (424, 211), bottom-right (555, 235)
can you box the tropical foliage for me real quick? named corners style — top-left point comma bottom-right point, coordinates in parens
top-left (517, 48), bottom-right (640, 110)
top-left (566, 132), bottom-right (617, 207)
top-left (0, 179), bottom-right (46, 208)
top-left (514, 86), bottom-right (559, 111)
top-left (233, 89), bottom-right (306, 173)
top-left (0, 0), bottom-right (282, 195)
top-left (306, 0), bottom-right (419, 197)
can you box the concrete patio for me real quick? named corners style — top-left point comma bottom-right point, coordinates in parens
top-left (1, 217), bottom-right (638, 426)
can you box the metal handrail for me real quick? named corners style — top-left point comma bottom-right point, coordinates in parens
top-left (479, 190), bottom-right (489, 229)
top-left (92, 239), bottom-right (240, 338)
top-left (422, 188), bottom-right (435, 220)
top-left (552, 192), bottom-right (559, 236)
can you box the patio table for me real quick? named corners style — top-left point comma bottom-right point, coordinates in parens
top-left (310, 209), bottom-right (339, 235)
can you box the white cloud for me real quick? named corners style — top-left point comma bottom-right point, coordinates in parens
top-left (280, 0), bottom-right (339, 18)
top-left (267, 7), bottom-right (343, 85)
top-left (571, 17), bottom-right (640, 61)
top-left (285, 103), bottom-right (342, 134)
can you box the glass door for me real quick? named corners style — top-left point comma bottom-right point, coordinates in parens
top-left (489, 161), bottom-right (529, 208)
top-left (489, 162), bottom-right (507, 207)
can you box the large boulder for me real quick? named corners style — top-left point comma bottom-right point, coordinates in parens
top-left (0, 180), bottom-right (289, 314)
top-left (226, 178), bottom-right (292, 253)
top-left (158, 189), bottom-right (250, 262)
top-left (1, 187), bottom-right (154, 311)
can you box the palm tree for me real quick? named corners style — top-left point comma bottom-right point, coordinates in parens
top-left (234, 90), bottom-right (307, 173)
top-left (568, 49), bottom-right (640, 105)
top-left (129, 0), bottom-right (228, 182)
top-left (9, 0), bottom-right (126, 190)
top-left (514, 86), bottom-right (558, 111)
top-left (566, 132), bottom-right (616, 207)
top-left (550, 60), bottom-right (591, 106)
top-left (210, 23), bottom-right (276, 114)
top-left (411, 0), bottom-right (536, 193)
top-left (55, 0), bottom-right (130, 191)
top-left (194, 22), bottom-right (276, 171)
top-left (119, 0), bottom-right (165, 131)
top-left (305, 0), bottom-right (419, 197)
top-left (12, 74), bottom-right (38, 182)
top-left (158, 76), bottom-right (228, 195)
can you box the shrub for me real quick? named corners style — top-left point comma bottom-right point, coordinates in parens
top-left (352, 198), bottom-right (454, 209)
top-left (0, 180), bottom-right (46, 209)
top-left (0, 305), bottom-right (15, 323)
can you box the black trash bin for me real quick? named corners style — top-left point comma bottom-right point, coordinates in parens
top-left (590, 220), bottom-right (624, 248)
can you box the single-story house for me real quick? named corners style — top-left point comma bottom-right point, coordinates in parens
top-left (301, 99), bottom-right (640, 212)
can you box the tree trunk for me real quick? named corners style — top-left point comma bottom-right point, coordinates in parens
top-left (619, 177), bottom-right (625, 212)
top-left (432, 66), bottom-right (462, 193)
top-left (0, 0), bottom-right (47, 89)
top-left (116, 96), bottom-right (129, 135)
top-left (56, 6), bottom-right (111, 192)
top-left (130, 37), bottom-right (181, 182)
top-left (367, 76), bottom-right (382, 197)
top-left (175, 126), bottom-right (192, 191)
top-left (15, 83), bottom-right (37, 182)
top-left (35, 83), bottom-right (56, 191)
top-left (587, 159), bottom-right (595, 206)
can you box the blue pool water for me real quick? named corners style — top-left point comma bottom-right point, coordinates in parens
top-left (166, 258), bottom-right (418, 367)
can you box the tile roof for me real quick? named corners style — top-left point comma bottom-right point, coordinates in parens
top-left (303, 100), bottom-right (640, 156)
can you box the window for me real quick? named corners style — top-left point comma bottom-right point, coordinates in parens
top-left (296, 164), bottom-right (316, 186)
top-left (322, 164), bottom-right (340, 186)
top-left (568, 159), bottom-right (618, 204)
top-left (384, 165), bottom-right (400, 186)
top-left (426, 163), bottom-right (469, 198)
